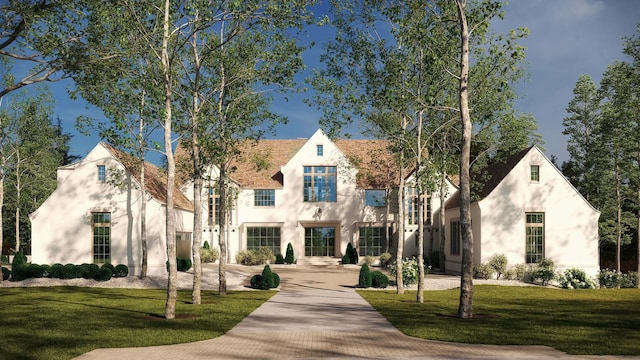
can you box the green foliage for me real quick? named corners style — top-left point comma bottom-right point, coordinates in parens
top-left (203, 241), bottom-right (210, 250)
top-left (558, 268), bottom-right (595, 289)
top-left (101, 263), bottom-right (115, 274)
top-left (598, 269), bottom-right (638, 288)
top-left (200, 247), bottom-right (219, 263)
top-left (488, 254), bottom-right (508, 279)
top-left (275, 253), bottom-right (285, 264)
top-left (285, 243), bottom-right (295, 264)
top-left (250, 274), bottom-right (262, 289)
top-left (370, 271), bottom-right (389, 288)
top-left (82, 264), bottom-right (100, 279)
top-left (473, 262), bottom-right (495, 280)
top-left (388, 258), bottom-right (421, 287)
top-left (1, 267), bottom-right (10, 281)
top-left (27, 264), bottom-right (48, 278)
top-left (1, 255), bottom-right (9, 264)
top-left (236, 248), bottom-right (275, 266)
top-left (48, 263), bottom-right (63, 279)
top-left (528, 258), bottom-right (556, 286)
top-left (62, 263), bottom-right (81, 279)
top-left (341, 253), bottom-right (350, 265)
top-left (347, 243), bottom-right (359, 264)
top-left (95, 267), bottom-right (113, 281)
top-left (113, 264), bottom-right (129, 278)
top-left (11, 252), bottom-right (27, 269)
top-left (363, 255), bottom-right (375, 265)
top-left (379, 252), bottom-right (392, 268)
top-left (177, 258), bottom-right (192, 272)
top-left (251, 265), bottom-right (279, 290)
top-left (358, 263), bottom-right (372, 288)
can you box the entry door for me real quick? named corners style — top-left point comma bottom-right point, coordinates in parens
top-left (304, 227), bottom-right (335, 256)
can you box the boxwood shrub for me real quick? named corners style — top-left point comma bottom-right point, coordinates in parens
top-left (177, 258), bottom-right (192, 272)
top-left (358, 263), bottom-right (372, 288)
top-left (250, 265), bottom-right (280, 289)
top-left (275, 253), bottom-right (285, 264)
top-left (285, 242), bottom-right (295, 264)
top-left (96, 266), bottom-right (113, 281)
top-left (113, 264), bottom-right (129, 277)
top-left (2, 267), bottom-right (10, 280)
top-left (371, 271), bottom-right (389, 288)
top-left (48, 263), bottom-right (64, 278)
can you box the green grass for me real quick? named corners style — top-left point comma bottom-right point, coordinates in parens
top-left (0, 287), bottom-right (275, 360)
top-left (358, 286), bottom-right (640, 355)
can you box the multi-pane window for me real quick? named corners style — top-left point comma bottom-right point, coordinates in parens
top-left (407, 187), bottom-right (419, 225)
top-left (317, 144), bottom-right (324, 156)
top-left (92, 212), bottom-right (111, 263)
top-left (530, 165), bottom-right (540, 182)
top-left (247, 226), bottom-right (281, 254)
top-left (207, 188), bottom-right (225, 226)
top-left (97, 165), bottom-right (106, 182)
top-left (254, 189), bottom-right (275, 207)
top-left (450, 220), bottom-right (461, 256)
top-left (365, 189), bottom-right (386, 207)
top-left (525, 213), bottom-right (545, 263)
top-left (359, 226), bottom-right (388, 256)
top-left (303, 166), bottom-right (337, 202)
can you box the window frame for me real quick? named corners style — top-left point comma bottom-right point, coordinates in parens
top-left (525, 212), bottom-right (545, 264)
top-left (97, 165), bottom-right (106, 182)
top-left (303, 166), bottom-right (337, 202)
top-left (317, 144), bottom-right (324, 156)
top-left (530, 165), bottom-right (540, 182)
top-left (358, 226), bottom-right (389, 256)
top-left (254, 189), bottom-right (275, 207)
top-left (246, 226), bottom-right (281, 254)
top-left (92, 212), bottom-right (111, 264)
top-left (450, 220), bottom-right (461, 256)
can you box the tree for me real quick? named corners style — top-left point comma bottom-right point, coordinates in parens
top-left (563, 74), bottom-right (600, 200)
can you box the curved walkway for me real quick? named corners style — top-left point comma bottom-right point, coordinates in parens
top-left (75, 266), bottom-right (636, 360)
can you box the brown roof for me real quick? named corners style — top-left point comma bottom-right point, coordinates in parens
top-left (175, 138), bottom-right (399, 189)
top-left (102, 143), bottom-right (194, 211)
top-left (445, 146), bottom-right (533, 210)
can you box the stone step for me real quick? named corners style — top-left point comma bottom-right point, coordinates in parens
top-left (296, 256), bottom-right (342, 266)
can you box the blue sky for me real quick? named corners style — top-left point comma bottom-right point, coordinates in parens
top-left (15, 0), bottom-right (640, 164)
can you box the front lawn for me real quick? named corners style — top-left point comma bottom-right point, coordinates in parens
top-left (0, 287), bottom-right (275, 360)
top-left (358, 286), bottom-right (640, 355)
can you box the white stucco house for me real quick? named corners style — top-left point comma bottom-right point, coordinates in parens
top-left (30, 130), bottom-right (599, 278)
top-left (442, 145), bottom-right (601, 277)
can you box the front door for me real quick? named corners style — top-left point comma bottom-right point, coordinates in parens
top-left (304, 227), bottom-right (335, 256)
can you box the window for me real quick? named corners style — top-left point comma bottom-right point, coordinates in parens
top-left (359, 226), bottom-right (389, 256)
top-left (365, 189), bottom-right (386, 207)
top-left (176, 232), bottom-right (192, 258)
top-left (530, 165), bottom-right (540, 182)
top-left (92, 212), bottom-right (111, 263)
top-left (97, 165), bottom-right (106, 182)
top-left (450, 220), bottom-right (461, 256)
top-left (525, 213), bottom-right (545, 263)
top-left (317, 144), bottom-right (324, 156)
top-left (303, 166), bottom-right (337, 202)
top-left (247, 226), bottom-right (281, 254)
top-left (254, 189), bottom-right (275, 207)
top-left (407, 188), bottom-right (418, 225)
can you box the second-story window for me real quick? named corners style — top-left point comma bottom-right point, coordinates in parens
top-left (365, 189), bottom-right (386, 207)
top-left (530, 165), bottom-right (540, 182)
top-left (97, 165), bottom-right (106, 182)
top-left (254, 189), bottom-right (275, 206)
top-left (317, 144), bottom-right (324, 156)
top-left (303, 166), bottom-right (337, 202)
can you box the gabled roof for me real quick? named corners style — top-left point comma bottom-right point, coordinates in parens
top-left (176, 136), bottom-right (399, 189)
top-left (102, 143), bottom-right (194, 211)
top-left (445, 146), bottom-right (533, 210)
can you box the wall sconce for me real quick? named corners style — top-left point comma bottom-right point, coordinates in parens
top-left (232, 228), bottom-right (236, 232)
top-left (316, 208), bottom-right (322, 214)
top-left (214, 229), bottom-right (218, 232)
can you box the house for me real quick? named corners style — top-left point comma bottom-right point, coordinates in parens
top-left (31, 129), bottom-right (447, 275)
top-left (442, 145), bottom-right (600, 277)
top-left (30, 143), bottom-right (194, 276)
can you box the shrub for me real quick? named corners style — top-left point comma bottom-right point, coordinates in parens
top-left (341, 253), bottom-right (350, 265)
top-left (488, 254), bottom-right (508, 279)
top-left (236, 249), bottom-right (274, 266)
top-left (512, 264), bottom-right (526, 280)
top-left (113, 264), bottom-right (129, 277)
top-left (11, 265), bottom-right (29, 281)
top-left (473, 262), bottom-right (494, 279)
top-left (177, 258), bottom-right (192, 272)
top-left (95, 266), bottom-right (112, 281)
top-left (101, 263), bottom-right (115, 274)
top-left (347, 243), bottom-right (359, 264)
top-left (558, 268), bottom-right (595, 289)
top-left (271, 272), bottom-right (280, 288)
top-left (250, 274), bottom-right (262, 288)
top-left (1, 255), bottom-right (9, 264)
top-left (12, 252), bottom-right (28, 270)
top-left (27, 264), bottom-right (48, 278)
top-left (598, 269), bottom-right (638, 288)
top-left (62, 263), bottom-right (81, 279)
top-left (379, 252), bottom-right (392, 268)
top-left (363, 255), bottom-right (375, 266)
top-left (371, 271), bottom-right (389, 288)
top-left (529, 258), bottom-right (556, 286)
top-left (200, 247), bottom-right (219, 263)
top-left (82, 264), bottom-right (100, 279)
top-left (275, 253), bottom-right (285, 264)
top-left (621, 272), bottom-right (638, 288)
top-left (358, 263), bottom-right (372, 288)
top-left (388, 257), bottom-right (422, 286)
top-left (203, 241), bottom-right (210, 250)
top-left (285, 242), bottom-right (295, 264)
top-left (2, 267), bottom-right (10, 280)
top-left (48, 263), bottom-right (64, 279)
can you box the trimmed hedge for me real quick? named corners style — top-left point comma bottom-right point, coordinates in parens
top-left (7, 261), bottom-right (127, 282)
top-left (113, 264), bottom-right (129, 277)
top-left (96, 266), bottom-right (113, 281)
top-left (371, 271), bottom-right (389, 288)
top-left (275, 253), bottom-right (285, 264)
top-left (250, 264), bottom-right (280, 290)
top-left (285, 243), bottom-right (295, 264)
top-left (358, 264), bottom-right (372, 288)
top-left (177, 258), bottom-right (192, 272)
top-left (2, 267), bottom-right (10, 280)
